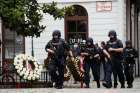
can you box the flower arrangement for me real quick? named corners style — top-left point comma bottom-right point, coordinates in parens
top-left (64, 57), bottom-right (84, 81)
top-left (67, 56), bottom-right (84, 81)
top-left (14, 54), bottom-right (42, 81)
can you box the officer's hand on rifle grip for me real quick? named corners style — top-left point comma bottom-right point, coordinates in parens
top-left (94, 54), bottom-right (99, 58)
top-left (81, 52), bottom-right (89, 56)
top-left (107, 55), bottom-right (111, 59)
top-left (47, 49), bottom-right (55, 54)
top-left (108, 48), bottom-right (114, 52)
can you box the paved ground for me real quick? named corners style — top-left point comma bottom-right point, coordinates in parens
top-left (0, 88), bottom-right (140, 93)
top-left (0, 78), bottom-right (140, 93)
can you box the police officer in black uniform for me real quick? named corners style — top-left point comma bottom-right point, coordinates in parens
top-left (45, 30), bottom-right (73, 89)
top-left (100, 41), bottom-right (107, 82)
top-left (81, 37), bottom-right (100, 88)
top-left (106, 30), bottom-right (125, 88)
top-left (123, 40), bottom-right (138, 88)
top-left (100, 41), bottom-right (112, 88)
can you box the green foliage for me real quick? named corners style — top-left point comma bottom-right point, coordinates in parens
top-left (22, 0), bottom-right (46, 37)
top-left (0, 0), bottom-right (73, 37)
top-left (42, 1), bottom-right (74, 20)
top-left (0, 0), bottom-right (25, 30)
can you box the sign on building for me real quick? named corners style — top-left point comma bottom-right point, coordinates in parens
top-left (96, 1), bottom-right (112, 12)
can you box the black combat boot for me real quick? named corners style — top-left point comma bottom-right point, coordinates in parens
top-left (97, 81), bottom-right (100, 88)
top-left (103, 82), bottom-right (112, 88)
top-left (121, 84), bottom-right (125, 88)
top-left (114, 83), bottom-right (118, 88)
top-left (127, 84), bottom-right (133, 88)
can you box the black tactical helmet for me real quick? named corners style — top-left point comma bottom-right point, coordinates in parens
top-left (108, 30), bottom-right (117, 37)
top-left (125, 40), bottom-right (132, 45)
top-left (86, 37), bottom-right (93, 45)
top-left (52, 30), bottom-right (61, 37)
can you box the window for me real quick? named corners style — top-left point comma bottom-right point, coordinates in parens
top-left (65, 5), bottom-right (88, 46)
top-left (3, 28), bottom-right (24, 59)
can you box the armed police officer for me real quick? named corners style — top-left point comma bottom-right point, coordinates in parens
top-left (106, 30), bottom-right (125, 88)
top-left (81, 37), bottom-right (100, 88)
top-left (45, 30), bottom-right (73, 89)
top-left (123, 40), bottom-right (138, 88)
top-left (100, 41), bottom-right (112, 88)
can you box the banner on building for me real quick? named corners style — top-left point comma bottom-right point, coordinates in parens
top-left (96, 1), bottom-right (112, 12)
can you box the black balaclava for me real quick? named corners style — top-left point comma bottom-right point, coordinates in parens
top-left (86, 37), bottom-right (93, 47)
top-left (108, 30), bottom-right (117, 42)
top-left (101, 41), bottom-right (106, 48)
top-left (52, 30), bottom-right (61, 42)
top-left (125, 40), bottom-right (132, 48)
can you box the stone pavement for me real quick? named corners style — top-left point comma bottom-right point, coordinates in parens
top-left (0, 78), bottom-right (140, 93)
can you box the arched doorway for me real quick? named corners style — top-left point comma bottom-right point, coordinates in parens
top-left (65, 5), bottom-right (88, 46)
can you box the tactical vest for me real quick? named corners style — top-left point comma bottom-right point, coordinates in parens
top-left (107, 39), bottom-right (123, 59)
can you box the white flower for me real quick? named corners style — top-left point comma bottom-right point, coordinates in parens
top-left (33, 74), bottom-right (36, 77)
top-left (33, 70), bottom-right (37, 74)
top-left (36, 75), bottom-right (40, 79)
top-left (16, 61), bottom-right (21, 66)
top-left (22, 55), bottom-right (27, 60)
top-left (28, 76), bottom-right (32, 80)
top-left (19, 65), bottom-right (23, 69)
top-left (14, 61), bottom-right (18, 65)
top-left (24, 72), bottom-right (29, 76)
top-left (34, 63), bottom-right (38, 68)
top-left (27, 56), bottom-right (32, 61)
top-left (19, 71), bottom-right (24, 76)
top-left (17, 70), bottom-right (21, 73)
top-left (39, 65), bottom-right (43, 70)
top-left (15, 66), bottom-right (19, 69)
top-left (18, 67), bottom-right (22, 71)
top-left (32, 76), bottom-right (36, 80)
top-left (35, 67), bottom-right (39, 71)
top-left (23, 75), bottom-right (28, 80)
top-left (22, 68), bottom-right (26, 72)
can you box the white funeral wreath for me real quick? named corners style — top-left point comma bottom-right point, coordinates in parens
top-left (14, 54), bottom-right (42, 81)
